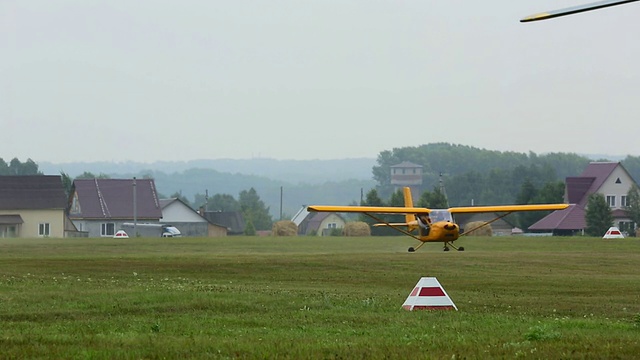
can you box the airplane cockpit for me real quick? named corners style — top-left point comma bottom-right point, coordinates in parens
top-left (429, 210), bottom-right (453, 223)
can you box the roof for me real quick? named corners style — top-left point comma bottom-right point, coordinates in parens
top-left (291, 206), bottom-right (310, 226)
top-left (528, 205), bottom-right (585, 231)
top-left (391, 161), bottom-right (422, 168)
top-left (0, 214), bottom-right (24, 224)
top-left (0, 175), bottom-right (67, 210)
top-left (305, 212), bottom-right (346, 232)
top-left (574, 162), bottom-right (620, 206)
top-left (71, 178), bottom-right (162, 219)
top-left (160, 198), bottom-right (227, 227)
top-left (159, 198), bottom-right (176, 209)
top-left (201, 211), bottom-right (245, 234)
top-left (565, 177), bottom-right (595, 204)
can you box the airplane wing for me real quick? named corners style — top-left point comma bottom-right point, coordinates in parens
top-left (520, 0), bottom-right (639, 22)
top-left (307, 205), bottom-right (429, 214)
top-left (448, 204), bottom-right (569, 214)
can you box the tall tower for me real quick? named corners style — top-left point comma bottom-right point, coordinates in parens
top-left (390, 161), bottom-right (423, 199)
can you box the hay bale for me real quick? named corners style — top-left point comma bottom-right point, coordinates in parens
top-left (271, 220), bottom-right (298, 236)
top-left (342, 221), bottom-right (371, 237)
top-left (462, 221), bottom-right (492, 236)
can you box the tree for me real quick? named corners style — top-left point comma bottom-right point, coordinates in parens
top-left (9, 158), bottom-right (21, 175)
top-left (170, 191), bottom-right (192, 208)
top-left (239, 188), bottom-right (272, 231)
top-left (61, 172), bottom-right (73, 199)
top-left (1, 158), bottom-right (42, 175)
top-left (359, 188), bottom-right (383, 224)
top-left (625, 184), bottom-right (640, 236)
top-left (0, 158), bottom-right (8, 175)
top-left (76, 171), bottom-right (110, 179)
top-left (209, 194), bottom-right (240, 212)
top-left (22, 158), bottom-right (40, 175)
top-left (417, 188), bottom-right (448, 208)
top-left (516, 179), bottom-right (537, 205)
top-left (244, 220), bottom-right (256, 236)
top-left (358, 188), bottom-right (396, 236)
top-left (585, 194), bottom-right (613, 236)
top-left (515, 180), bottom-right (565, 230)
top-left (388, 188), bottom-right (405, 207)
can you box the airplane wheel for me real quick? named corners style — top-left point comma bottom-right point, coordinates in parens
top-left (458, 247), bottom-right (465, 251)
top-left (408, 247), bottom-right (415, 252)
top-left (443, 247), bottom-right (450, 252)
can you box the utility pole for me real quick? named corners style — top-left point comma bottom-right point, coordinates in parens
top-left (439, 172), bottom-right (449, 207)
top-left (280, 186), bottom-right (283, 221)
top-left (133, 177), bottom-right (137, 237)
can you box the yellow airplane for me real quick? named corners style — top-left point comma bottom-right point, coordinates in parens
top-left (521, 0), bottom-right (639, 22)
top-left (307, 187), bottom-right (569, 252)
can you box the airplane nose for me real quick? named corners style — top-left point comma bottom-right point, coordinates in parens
top-left (444, 223), bottom-right (456, 231)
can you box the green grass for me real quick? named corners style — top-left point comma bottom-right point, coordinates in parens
top-left (1, 235), bottom-right (639, 359)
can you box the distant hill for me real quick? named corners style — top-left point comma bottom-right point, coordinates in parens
top-left (39, 158), bottom-right (378, 219)
top-left (40, 158), bottom-right (376, 184)
top-left (35, 147), bottom-right (640, 220)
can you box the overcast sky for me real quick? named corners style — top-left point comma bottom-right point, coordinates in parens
top-left (2, 1), bottom-right (639, 163)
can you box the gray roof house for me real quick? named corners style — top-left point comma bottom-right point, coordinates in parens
top-left (201, 211), bottom-right (246, 235)
top-left (159, 198), bottom-right (228, 237)
top-left (529, 162), bottom-right (637, 235)
top-left (68, 178), bottom-right (163, 237)
top-left (0, 175), bottom-right (72, 238)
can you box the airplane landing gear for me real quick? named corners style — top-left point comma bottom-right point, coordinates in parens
top-left (444, 242), bottom-right (464, 252)
top-left (408, 247), bottom-right (415, 252)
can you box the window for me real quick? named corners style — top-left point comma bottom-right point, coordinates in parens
top-left (621, 195), bottom-right (629, 207)
top-left (327, 223), bottom-right (337, 229)
top-left (38, 223), bottom-right (50, 237)
top-left (606, 195), bottom-right (616, 207)
top-left (101, 223), bottom-right (115, 236)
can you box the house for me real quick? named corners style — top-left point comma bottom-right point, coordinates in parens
top-left (201, 211), bottom-right (246, 235)
top-left (68, 178), bottom-right (163, 237)
top-left (293, 210), bottom-right (346, 236)
top-left (159, 198), bottom-right (227, 237)
top-left (0, 175), bottom-right (70, 238)
top-left (529, 162), bottom-right (638, 235)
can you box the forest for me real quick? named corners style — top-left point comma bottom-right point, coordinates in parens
top-left (371, 143), bottom-right (640, 206)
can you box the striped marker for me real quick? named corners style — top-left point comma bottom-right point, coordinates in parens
top-left (402, 277), bottom-right (457, 311)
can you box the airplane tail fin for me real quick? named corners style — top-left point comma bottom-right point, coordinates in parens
top-left (403, 187), bottom-right (418, 231)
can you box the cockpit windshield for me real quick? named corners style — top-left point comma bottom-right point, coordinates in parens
top-left (429, 210), bottom-right (453, 223)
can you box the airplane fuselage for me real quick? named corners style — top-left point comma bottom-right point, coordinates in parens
top-left (418, 221), bottom-right (460, 243)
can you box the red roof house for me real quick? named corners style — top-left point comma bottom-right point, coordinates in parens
top-left (529, 162), bottom-right (637, 235)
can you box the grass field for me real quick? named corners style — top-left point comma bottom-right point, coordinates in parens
top-left (1, 235), bottom-right (639, 359)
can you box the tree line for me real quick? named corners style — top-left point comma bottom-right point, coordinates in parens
top-left (0, 158), bottom-right (42, 176)
top-left (371, 142), bottom-right (640, 206)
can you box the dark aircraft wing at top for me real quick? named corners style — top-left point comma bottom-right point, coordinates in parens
top-left (521, 0), bottom-right (640, 22)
